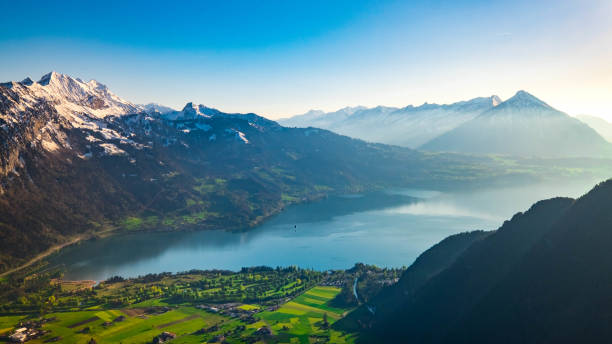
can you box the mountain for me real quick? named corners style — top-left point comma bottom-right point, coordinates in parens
top-left (141, 103), bottom-right (175, 114)
top-left (279, 96), bottom-right (501, 148)
top-left (340, 179), bottom-right (612, 343)
top-left (13, 71), bottom-right (142, 118)
top-left (278, 106), bottom-right (366, 129)
top-left (0, 72), bottom-right (516, 272)
top-left (421, 91), bottom-right (612, 157)
top-left (576, 115), bottom-right (612, 143)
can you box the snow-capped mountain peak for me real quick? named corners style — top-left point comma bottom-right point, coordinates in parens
top-left (23, 71), bottom-right (143, 119)
top-left (140, 103), bottom-right (175, 114)
top-left (37, 71), bottom-right (58, 85)
top-left (20, 77), bottom-right (34, 86)
top-left (0, 72), bottom-right (147, 155)
top-left (501, 90), bottom-right (553, 110)
top-left (491, 95), bottom-right (502, 106)
top-left (162, 103), bottom-right (228, 120)
top-left (181, 102), bottom-right (207, 118)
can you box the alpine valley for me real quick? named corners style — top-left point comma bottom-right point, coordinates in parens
top-left (1, 72), bottom-right (612, 344)
top-left (1, 72), bottom-right (611, 274)
top-left (0, 72), bottom-right (552, 272)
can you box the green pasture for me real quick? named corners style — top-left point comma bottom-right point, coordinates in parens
top-left (7, 307), bottom-right (225, 344)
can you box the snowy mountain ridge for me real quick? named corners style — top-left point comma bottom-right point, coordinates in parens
top-left (3, 71), bottom-right (143, 120)
top-left (421, 90), bottom-right (611, 157)
top-left (280, 95), bottom-right (502, 148)
top-left (0, 72), bottom-right (281, 157)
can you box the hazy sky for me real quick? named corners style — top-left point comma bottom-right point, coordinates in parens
top-left (0, 0), bottom-right (611, 119)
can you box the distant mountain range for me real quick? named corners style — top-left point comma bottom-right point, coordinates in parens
top-left (339, 179), bottom-right (612, 343)
top-left (422, 91), bottom-right (611, 157)
top-left (281, 91), bottom-right (612, 158)
top-left (280, 96), bottom-right (501, 148)
top-left (0, 72), bottom-right (518, 272)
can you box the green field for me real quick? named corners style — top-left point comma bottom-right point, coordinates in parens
top-left (0, 265), bottom-right (404, 343)
top-left (253, 286), bottom-right (357, 343)
top-left (7, 307), bottom-right (225, 344)
top-left (0, 287), bottom-right (357, 344)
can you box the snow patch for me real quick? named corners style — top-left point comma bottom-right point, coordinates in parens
top-left (99, 143), bottom-right (127, 156)
top-left (224, 128), bottom-right (249, 144)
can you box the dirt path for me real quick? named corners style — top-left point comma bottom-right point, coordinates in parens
top-left (0, 235), bottom-right (85, 278)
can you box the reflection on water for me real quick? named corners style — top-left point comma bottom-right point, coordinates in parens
top-left (48, 179), bottom-right (601, 281)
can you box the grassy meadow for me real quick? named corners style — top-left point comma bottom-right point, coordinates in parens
top-left (0, 287), bottom-right (356, 343)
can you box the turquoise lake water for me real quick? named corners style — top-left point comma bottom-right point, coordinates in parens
top-left (48, 179), bottom-right (597, 281)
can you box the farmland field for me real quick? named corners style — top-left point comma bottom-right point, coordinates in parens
top-left (254, 286), bottom-right (357, 343)
top-left (7, 307), bottom-right (226, 344)
top-left (0, 266), bottom-right (398, 343)
top-left (0, 287), bottom-right (357, 343)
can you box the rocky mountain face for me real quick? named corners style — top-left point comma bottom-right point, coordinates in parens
top-left (0, 72), bottom-right (511, 272)
top-left (279, 96), bottom-right (501, 148)
top-left (340, 179), bottom-right (612, 343)
top-left (421, 91), bottom-right (612, 157)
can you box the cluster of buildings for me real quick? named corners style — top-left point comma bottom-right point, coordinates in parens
top-left (197, 303), bottom-right (259, 319)
top-left (8, 327), bottom-right (43, 343)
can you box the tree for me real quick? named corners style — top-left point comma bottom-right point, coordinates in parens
top-left (322, 313), bottom-right (329, 329)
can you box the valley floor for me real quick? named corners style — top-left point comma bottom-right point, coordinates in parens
top-left (0, 287), bottom-right (356, 344)
top-left (0, 266), bottom-right (399, 343)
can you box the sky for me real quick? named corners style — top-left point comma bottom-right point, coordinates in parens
top-left (0, 0), bottom-right (611, 120)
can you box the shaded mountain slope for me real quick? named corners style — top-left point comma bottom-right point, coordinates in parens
top-left (449, 180), bottom-right (612, 343)
top-left (346, 179), bottom-right (612, 343)
top-left (336, 230), bottom-right (491, 333)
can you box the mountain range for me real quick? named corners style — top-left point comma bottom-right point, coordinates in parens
top-left (280, 96), bottom-right (501, 148)
top-left (281, 92), bottom-right (612, 158)
top-left (338, 179), bottom-right (612, 343)
top-left (422, 91), bottom-right (611, 157)
top-left (0, 72), bottom-right (519, 272)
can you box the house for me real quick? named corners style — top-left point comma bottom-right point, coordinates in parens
top-left (254, 326), bottom-right (272, 336)
top-left (8, 327), bottom-right (41, 343)
top-left (9, 328), bottom-right (28, 343)
top-left (152, 331), bottom-right (176, 344)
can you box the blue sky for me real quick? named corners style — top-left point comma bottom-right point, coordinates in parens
top-left (1, 0), bottom-right (611, 119)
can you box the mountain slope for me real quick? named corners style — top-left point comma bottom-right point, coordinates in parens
top-left (576, 114), bottom-right (612, 142)
top-left (279, 96), bottom-right (500, 148)
top-left (349, 179), bottom-right (612, 343)
top-left (449, 180), bottom-right (612, 343)
top-left (337, 230), bottom-right (491, 333)
top-left (421, 91), bottom-right (612, 157)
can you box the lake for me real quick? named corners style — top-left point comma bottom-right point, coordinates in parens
top-left (48, 179), bottom-right (599, 281)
